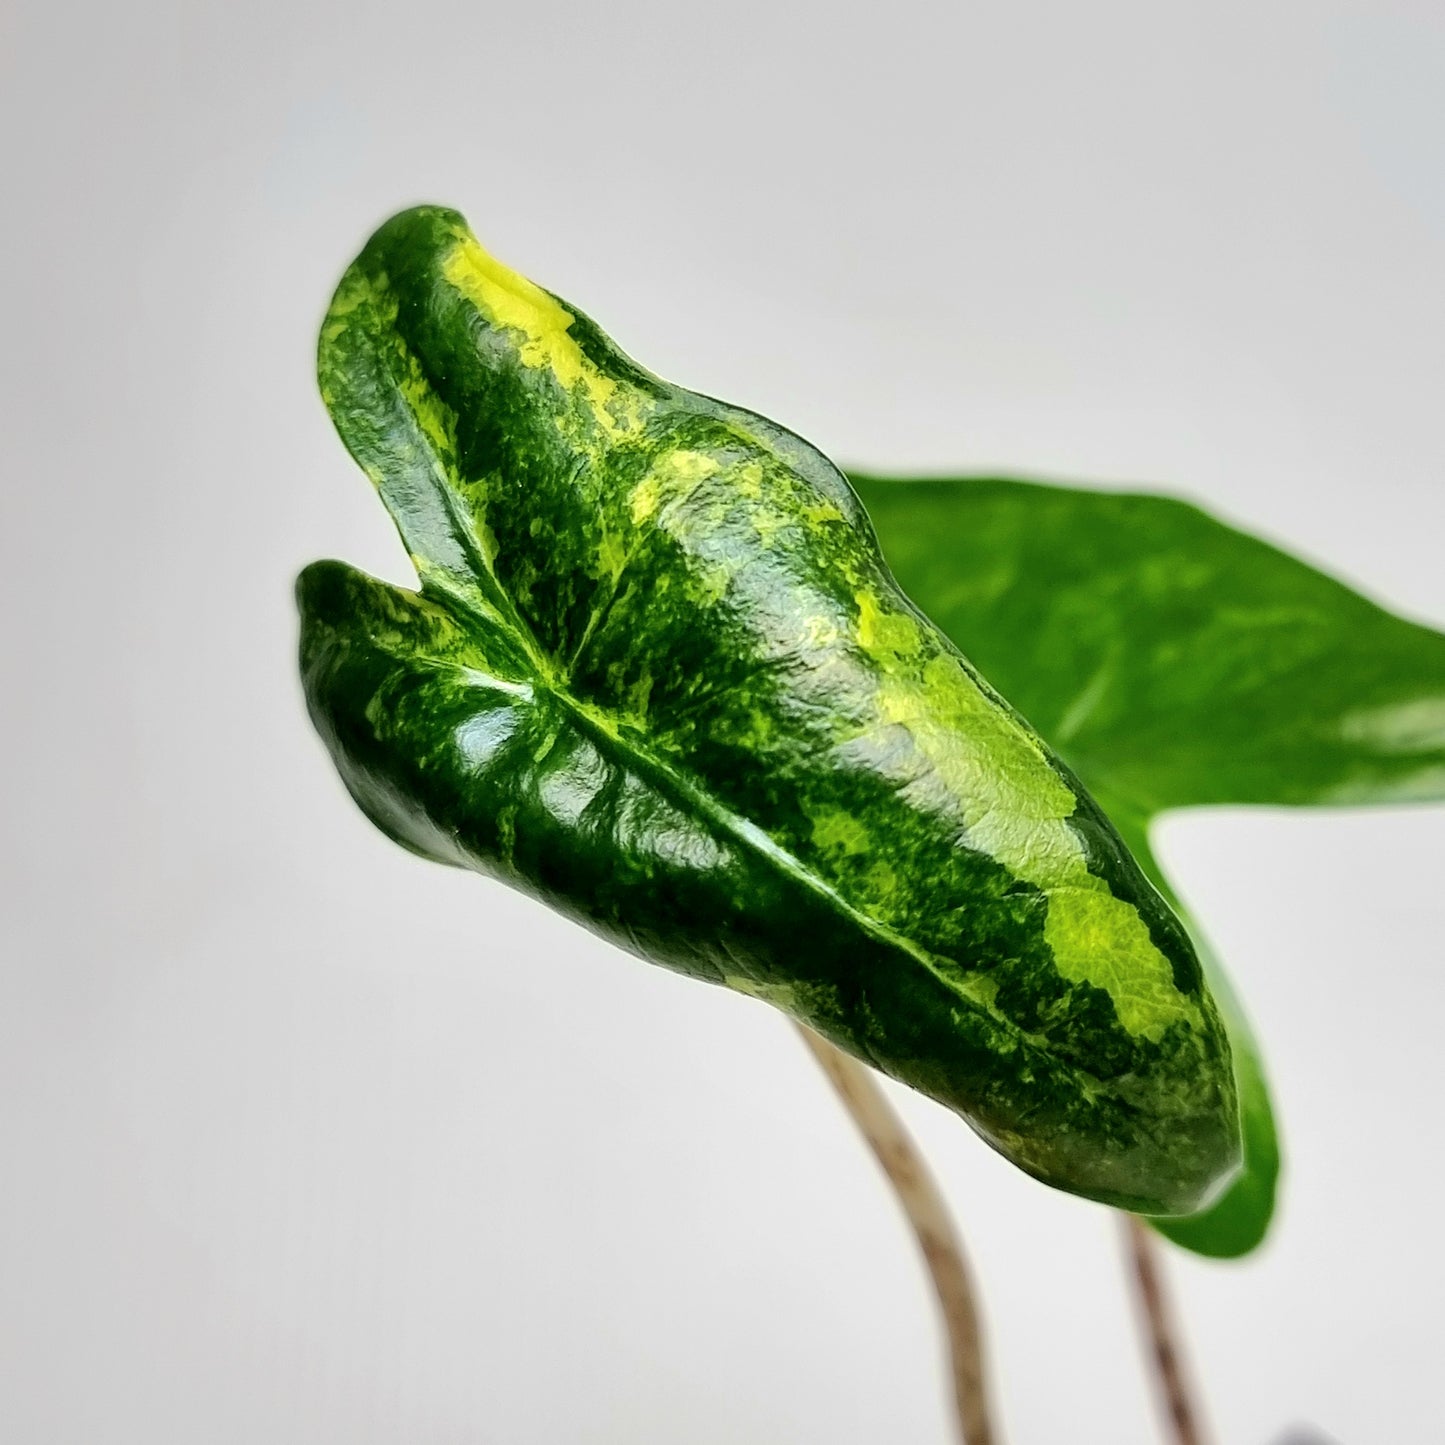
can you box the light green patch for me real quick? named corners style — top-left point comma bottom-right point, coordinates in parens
top-left (695, 559), bottom-right (735, 606)
top-left (801, 613), bottom-right (842, 649)
top-left (728, 705), bottom-right (778, 751)
top-left (1324, 764), bottom-right (1445, 804)
top-left (443, 237), bottom-right (600, 393)
top-left (734, 460), bottom-right (766, 499)
top-left (629, 473), bottom-right (664, 524)
top-left (860, 643), bottom-right (1190, 1040)
top-left (1340, 696), bottom-right (1445, 754)
top-left (804, 498), bottom-right (846, 526)
top-left (441, 233), bottom-right (649, 440)
top-left (668, 449), bottom-right (724, 484)
top-left (1044, 888), bottom-right (1197, 1040)
top-left (808, 807), bottom-right (871, 856)
top-left (477, 519), bottom-right (500, 571)
top-left (595, 527), bottom-right (627, 585)
top-left (752, 507), bottom-right (791, 545)
top-left (629, 449), bottom-right (721, 525)
top-left (855, 590), bottom-right (924, 658)
top-left (723, 973), bottom-right (798, 1010)
top-left (396, 359), bottom-right (460, 462)
top-left (324, 265), bottom-right (374, 320)
top-left (864, 858), bottom-right (899, 900)
top-left (626, 671), bottom-right (653, 720)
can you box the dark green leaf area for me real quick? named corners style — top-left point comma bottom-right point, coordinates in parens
top-left (299, 560), bottom-right (1231, 1212)
top-left (989, 953), bottom-right (1143, 1080)
top-left (303, 207), bottom-right (1244, 1213)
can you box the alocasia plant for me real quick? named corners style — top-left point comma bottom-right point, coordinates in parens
top-left (300, 204), bottom-right (1445, 1445)
top-left (852, 477), bottom-right (1445, 1256)
top-left (298, 205), bottom-right (1243, 1216)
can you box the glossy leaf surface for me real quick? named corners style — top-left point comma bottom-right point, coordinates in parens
top-left (299, 208), bottom-right (1241, 1214)
top-left (853, 474), bottom-right (1445, 1254)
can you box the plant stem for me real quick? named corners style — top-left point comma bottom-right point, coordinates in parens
top-left (1121, 1215), bottom-right (1211, 1445)
top-left (796, 1024), bottom-right (998, 1445)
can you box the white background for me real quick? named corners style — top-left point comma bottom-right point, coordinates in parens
top-left (3, 3), bottom-right (1443, 1441)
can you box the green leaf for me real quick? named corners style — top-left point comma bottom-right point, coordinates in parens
top-left (1104, 808), bottom-right (1279, 1260)
top-left (299, 207), bottom-right (1242, 1214)
top-left (852, 474), bottom-right (1445, 1254)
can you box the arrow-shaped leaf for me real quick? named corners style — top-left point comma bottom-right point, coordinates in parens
top-left (299, 208), bottom-right (1242, 1214)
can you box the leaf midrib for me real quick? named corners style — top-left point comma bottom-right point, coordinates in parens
top-left (419, 554), bottom-right (1100, 1085)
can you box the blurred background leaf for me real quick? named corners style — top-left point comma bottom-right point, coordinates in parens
top-left (853, 474), bottom-right (1445, 1256)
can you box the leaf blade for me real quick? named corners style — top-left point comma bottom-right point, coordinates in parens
top-left (300, 209), bottom-right (1244, 1214)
